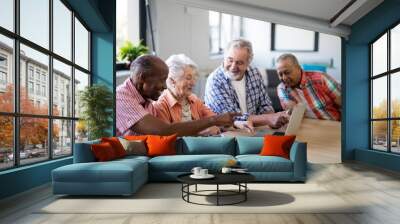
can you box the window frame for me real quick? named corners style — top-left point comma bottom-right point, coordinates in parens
top-left (370, 20), bottom-right (400, 154)
top-left (0, 53), bottom-right (8, 88)
top-left (271, 23), bottom-right (319, 52)
top-left (0, 0), bottom-right (92, 171)
top-left (208, 11), bottom-right (244, 56)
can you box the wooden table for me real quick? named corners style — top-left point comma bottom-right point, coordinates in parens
top-left (222, 118), bottom-right (341, 164)
top-left (296, 118), bottom-right (341, 164)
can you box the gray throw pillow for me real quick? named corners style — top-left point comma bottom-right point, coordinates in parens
top-left (119, 138), bottom-right (147, 156)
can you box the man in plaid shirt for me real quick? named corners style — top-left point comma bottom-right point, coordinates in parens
top-left (276, 54), bottom-right (341, 121)
top-left (204, 39), bottom-right (288, 131)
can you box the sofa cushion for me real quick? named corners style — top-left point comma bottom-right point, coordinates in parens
top-left (52, 160), bottom-right (146, 183)
top-left (74, 140), bottom-right (101, 163)
top-left (52, 158), bottom-right (148, 195)
top-left (119, 138), bottom-right (147, 156)
top-left (148, 154), bottom-right (235, 172)
top-left (236, 137), bottom-right (264, 155)
top-left (236, 155), bottom-right (293, 172)
top-left (260, 135), bottom-right (296, 159)
top-left (101, 137), bottom-right (127, 158)
top-left (178, 137), bottom-right (235, 155)
top-left (91, 142), bottom-right (118, 161)
top-left (147, 134), bottom-right (177, 157)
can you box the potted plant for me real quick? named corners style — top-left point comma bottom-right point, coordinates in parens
top-left (117, 40), bottom-right (149, 70)
top-left (79, 84), bottom-right (113, 140)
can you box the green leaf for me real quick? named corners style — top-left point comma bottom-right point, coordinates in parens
top-left (118, 40), bottom-right (149, 62)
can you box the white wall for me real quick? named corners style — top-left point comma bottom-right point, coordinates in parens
top-left (149, 0), bottom-right (341, 95)
top-left (116, 0), bottom-right (140, 53)
top-left (243, 18), bottom-right (342, 82)
top-left (150, 0), bottom-right (221, 72)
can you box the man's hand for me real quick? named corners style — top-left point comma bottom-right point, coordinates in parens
top-left (234, 120), bottom-right (255, 133)
top-left (212, 112), bottom-right (241, 127)
top-left (268, 112), bottom-right (289, 129)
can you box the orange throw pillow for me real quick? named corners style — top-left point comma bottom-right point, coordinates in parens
top-left (101, 137), bottom-right (126, 158)
top-left (124, 135), bottom-right (148, 141)
top-left (146, 134), bottom-right (177, 157)
top-left (91, 142), bottom-right (117, 161)
top-left (260, 135), bottom-right (296, 159)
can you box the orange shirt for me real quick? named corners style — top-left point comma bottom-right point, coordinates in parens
top-left (153, 89), bottom-right (215, 123)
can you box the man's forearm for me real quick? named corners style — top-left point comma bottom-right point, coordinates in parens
top-left (159, 117), bottom-right (216, 136)
top-left (132, 114), bottom-right (215, 136)
top-left (132, 113), bottom-right (235, 136)
top-left (249, 114), bottom-right (273, 127)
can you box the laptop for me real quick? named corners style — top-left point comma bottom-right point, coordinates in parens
top-left (255, 103), bottom-right (306, 136)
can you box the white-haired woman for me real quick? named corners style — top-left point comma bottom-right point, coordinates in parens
top-left (153, 54), bottom-right (221, 136)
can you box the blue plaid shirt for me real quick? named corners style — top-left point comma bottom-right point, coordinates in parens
top-left (204, 65), bottom-right (274, 121)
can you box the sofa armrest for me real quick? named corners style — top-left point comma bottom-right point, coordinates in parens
top-left (289, 141), bottom-right (307, 181)
top-left (73, 140), bottom-right (100, 163)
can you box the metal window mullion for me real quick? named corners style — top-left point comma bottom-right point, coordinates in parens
top-left (271, 23), bottom-right (276, 51)
top-left (370, 45), bottom-right (373, 149)
top-left (388, 30), bottom-right (392, 152)
top-left (112, 9), bottom-right (116, 137)
top-left (145, 0), bottom-right (156, 54)
top-left (13, 0), bottom-right (20, 167)
top-left (71, 11), bottom-right (76, 155)
top-left (88, 30), bottom-right (91, 73)
top-left (369, 117), bottom-right (399, 121)
top-left (0, 26), bottom-right (17, 39)
top-left (88, 31), bottom-right (92, 85)
top-left (75, 65), bottom-right (90, 74)
top-left (48, 0), bottom-right (53, 160)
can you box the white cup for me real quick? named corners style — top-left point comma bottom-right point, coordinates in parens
top-left (200, 169), bottom-right (208, 176)
top-left (191, 167), bottom-right (202, 176)
top-left (221, 167), bottom-right (232, 174)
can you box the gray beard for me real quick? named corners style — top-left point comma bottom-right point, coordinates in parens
top-left (225, 70), bottom-right (244, 81)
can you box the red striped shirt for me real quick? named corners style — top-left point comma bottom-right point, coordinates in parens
top-left (277, 71), bottom-right (341, 121)
top-left (116, 78), bottom-right (156, 136)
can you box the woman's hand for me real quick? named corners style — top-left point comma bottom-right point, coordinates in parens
top-left (234, 120), bottom-right (255, 133)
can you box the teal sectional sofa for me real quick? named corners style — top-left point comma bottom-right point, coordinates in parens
top-left (52, 137), bottom-right (307, 196)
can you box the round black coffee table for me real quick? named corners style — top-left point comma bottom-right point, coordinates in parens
top-left (177, 173), bottom-right (255, 206)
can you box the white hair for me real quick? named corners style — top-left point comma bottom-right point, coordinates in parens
top-left (224, 38), bottom-right (254, 62)
top-left (165, 54), bottom-right (198, 89)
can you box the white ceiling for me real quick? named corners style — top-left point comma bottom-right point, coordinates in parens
top-left (172, 0), bottom-right (384, 37)
top-left (223, 0), bottom-right (352, 23)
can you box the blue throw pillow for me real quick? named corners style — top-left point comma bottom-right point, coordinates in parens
top-left (180, 137), bottom-right (235, 155)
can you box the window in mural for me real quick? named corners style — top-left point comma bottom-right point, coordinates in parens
top-left (209, 11), bottom-right (242, 55)
top-left (370, 23), bottom-right (400, 153)
top-left (0, 0), bottom-right (91, 170)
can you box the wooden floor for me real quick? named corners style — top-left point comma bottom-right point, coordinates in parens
top-left (1, 162), bottom-right (400, 224)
